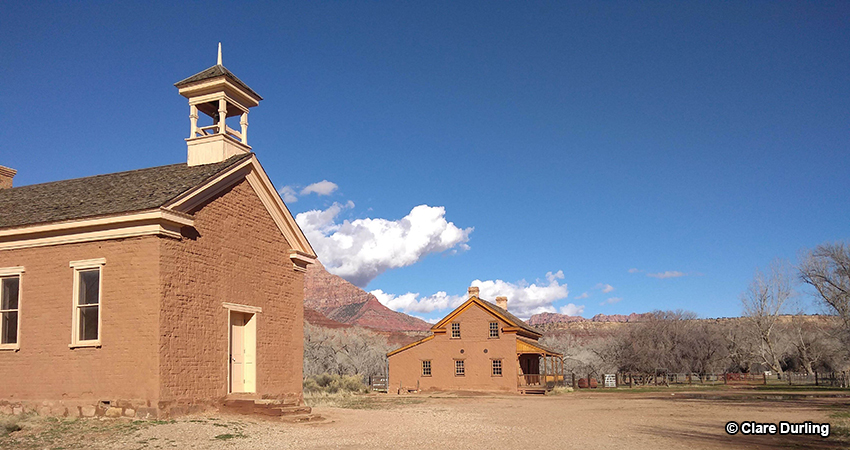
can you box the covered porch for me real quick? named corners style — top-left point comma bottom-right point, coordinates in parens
top-left (516, 337), bottom-right (564, 394)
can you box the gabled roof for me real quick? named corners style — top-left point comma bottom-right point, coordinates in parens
top-left (0, 154), bottom-right (252, 229)
top-left (0, 154), bottom-right (315, 261)
top-left (174, 64), bottom-right (263, 100)
top-left (431, 296), bottom-right (543, 338)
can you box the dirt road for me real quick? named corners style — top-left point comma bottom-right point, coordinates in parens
top-left (3, 390), bottom-right (847, 449)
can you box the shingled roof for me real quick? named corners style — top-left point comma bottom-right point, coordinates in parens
top-left (479, 298), bottom-right (544, 336)
top-left (174, 64), bottom-right (263, 100)
top-left (0, 153), bottom-right (252, 229)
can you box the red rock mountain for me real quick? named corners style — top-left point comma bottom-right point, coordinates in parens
top-left (304, 263), bottom-right (430, 332)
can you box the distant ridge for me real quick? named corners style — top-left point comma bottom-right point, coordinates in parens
top-left (528, 311), bottom-right (654, 326)
top-left (304, 263), bottom-right (431, 332)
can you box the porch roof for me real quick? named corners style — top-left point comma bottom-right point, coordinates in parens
top-left (517, 336), bottom-right (562, 357)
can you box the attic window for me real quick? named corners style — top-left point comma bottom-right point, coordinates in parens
top-left (489, 321), bottom-right (499, 338)
top-left (451, 322), bottom-right (460, 339)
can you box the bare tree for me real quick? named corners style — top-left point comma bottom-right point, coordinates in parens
top-left (799, 242), bottom-right (850, 343)
top-left (303, 325), bottom-right (392, 378)
top-left (741, 261), bottom-right (793, 375)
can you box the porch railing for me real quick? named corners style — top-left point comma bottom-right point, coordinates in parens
top-left (519, 374), bottom-right (543, 386)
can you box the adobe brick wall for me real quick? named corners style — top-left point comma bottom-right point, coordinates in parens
top-left (0, 237), bottom-right (161, 405)
top-left (388, 304), bottom-right (518, 392)
top-left (159, 179), bottom-right (304, 407)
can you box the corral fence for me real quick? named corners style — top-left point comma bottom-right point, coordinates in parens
top-left (568, 371), bottom-right (850, 389)
top-left (368, 375), bottom-right (388, 393)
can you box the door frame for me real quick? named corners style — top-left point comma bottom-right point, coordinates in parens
top-left (223, 302), bottom-right (262, 395)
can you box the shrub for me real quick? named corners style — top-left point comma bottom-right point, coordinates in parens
top-left (303, 374), bottom-right (368, 395)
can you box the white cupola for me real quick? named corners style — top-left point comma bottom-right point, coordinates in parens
top-left (174, 43), bottom-right (263, 166)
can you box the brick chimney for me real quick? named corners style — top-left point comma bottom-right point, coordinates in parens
top-left (0, 166), bottom-right (16, 189)
top-left (495, 296), bottom-right (508, 310)
top-left (467, 286), bottom-right (479, 299)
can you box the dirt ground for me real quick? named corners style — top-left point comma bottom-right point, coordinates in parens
top-left (2, 389), bottom-right (849, 449)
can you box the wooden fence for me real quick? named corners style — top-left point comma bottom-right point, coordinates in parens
top-left (368, 375), bottom-right (388, 392)
top-left (569, 371), bottom-right (850, 389)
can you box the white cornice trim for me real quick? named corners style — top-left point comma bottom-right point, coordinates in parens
top-left (69, 258), bottom-right (106, 269)
top-left (165, 155), bottom-right (317, 265)
top-left (0, 209), bottom-right (190, 251)
top-left (243, 158), bottom-right (316, 258)
top-left (222, 302), bottom-right (263, 314)
top-left (0, 266), bottom-right (25, 276)
top-left (165, 158), bottom-right (254, 212)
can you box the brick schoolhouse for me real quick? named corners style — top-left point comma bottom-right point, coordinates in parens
top-left (0, 48), bottom-right (316, 418)
top-left (388, 287), bottom-right (564, 394)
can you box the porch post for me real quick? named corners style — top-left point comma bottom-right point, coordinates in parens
top-left (543, 355), bottom-right (548, 387)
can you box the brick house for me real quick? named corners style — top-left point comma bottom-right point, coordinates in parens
top-left (0, 50), bottom-right (316, 418)
top-left (387, 287), bottom-right (564, 394)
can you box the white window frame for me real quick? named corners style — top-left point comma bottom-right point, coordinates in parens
top-left (451, 322), bottom-right (461, 339)
top-left (421, 360), bottom-right (432, 377)
top-left (69, 258), bottom-right (105, 348)
top-left (491, 358), bottom-right (503, 377)
top-left (454, 359), bottom-right (465, 377)
top-left (0, 266), bottom-right (24, 351)
top-left (489, 321), bottom-right (499, 338)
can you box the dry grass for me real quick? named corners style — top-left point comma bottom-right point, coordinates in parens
top-left (304, 391), bottom-right (424, 409)
top-left (0, 414), bottom-right (159, 449)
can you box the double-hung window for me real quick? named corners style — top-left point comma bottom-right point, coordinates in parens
top-left (0, 267), bottom-right (24, 350)
top-left (454, 359), bottom-right (465, 376)
top-left (451, 322), bottom-right (461, 339)
top-left (70, 259), bottom-right (105, 347)
top-left (421, 360), bottom-right (431, 377)
top-left (492, 359), bottom-right (503, 376)
top-left (489, 321), bottom-right (499, 338)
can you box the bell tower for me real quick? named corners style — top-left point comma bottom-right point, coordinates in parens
top-left (174, 43), bottom-right (263, 166)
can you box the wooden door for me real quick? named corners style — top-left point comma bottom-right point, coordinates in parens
top-left (229, 312), bottom-right (257, 393)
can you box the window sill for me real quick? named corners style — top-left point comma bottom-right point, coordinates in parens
top-left (0, 345), bottom-right (20, 352)
top-left (69, 341), bottom-right (101, 349)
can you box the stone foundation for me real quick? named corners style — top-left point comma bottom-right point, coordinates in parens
top-left (0, 398), bottom-right (214, 419)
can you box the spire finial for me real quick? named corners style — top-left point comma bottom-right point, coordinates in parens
top-left (217, 42), bottom-right (222, 66)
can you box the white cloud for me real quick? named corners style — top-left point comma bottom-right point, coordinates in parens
top-left (296, 203), bottom-right (472, 287)
top-left (559, 303), bottom-right (585, 316)
top-left (372, 290), bottom-right (467, 314)
top-left (628, 268), bottom-right (641, 274)
top-left (472, 270), bottom-right (570, 318)
top-left (595, 283), bottom-right (615, 293)
top-left (301, 180), bottom-right (338, 196)
top-left (278, 186), bottom-right (298, 203)
top-left (574, 292), bottom-right (590, 299)
top-left (599, 297), bottom-right (622, 306)
top-left (647, 271), bottom-right (686, 279)
top-left (373, 270), bottom-right (575, 319)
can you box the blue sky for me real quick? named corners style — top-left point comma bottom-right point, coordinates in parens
top-left (2, 2), bottom-right (848, 321)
